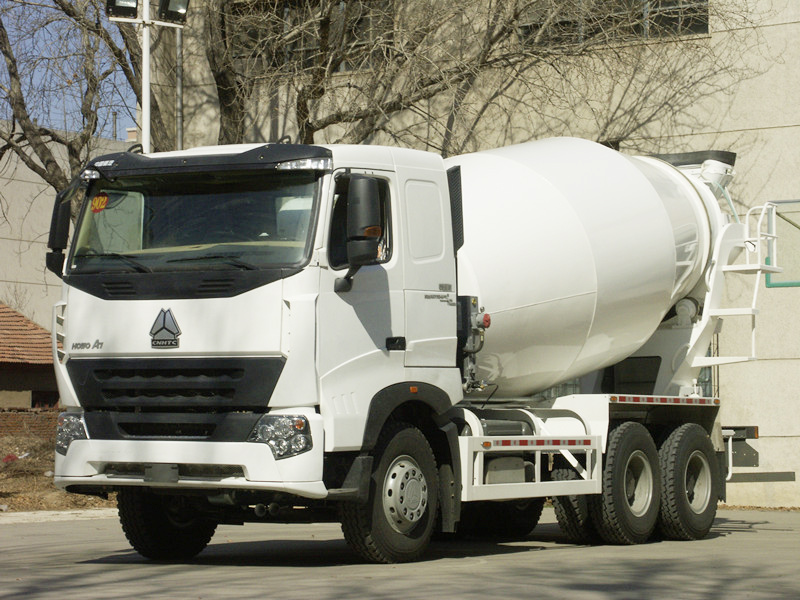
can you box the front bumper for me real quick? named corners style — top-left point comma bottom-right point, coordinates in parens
top-left (55, 414), bottom-right (327, 499)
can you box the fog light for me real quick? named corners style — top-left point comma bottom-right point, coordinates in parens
top-left (56, 413), bottom-right (88, 456)
top-left (248, 415), bottom-right (312, 460)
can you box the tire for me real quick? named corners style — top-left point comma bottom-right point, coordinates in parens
top-left (340, 422), bottom-right (439, 563)
top-left (552, 462), bottom-right (600, 544)
top-left (118, 488), bottom-right (217, 560)
top-left (589, 422), bottom-right (661, 544)
top-left (458, 498), bottom-right (545, 539)
top-left (658, 423), bottom-right (720, 540)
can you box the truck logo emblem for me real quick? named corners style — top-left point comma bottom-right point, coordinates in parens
top-left (150, 309), bottom-right (181, 348)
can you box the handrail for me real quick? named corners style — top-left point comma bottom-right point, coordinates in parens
top-left (743, 203), bottom-right (778, 268)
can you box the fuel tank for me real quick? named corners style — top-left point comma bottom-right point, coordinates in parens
top-left (445, 137), bottom-right (724, 397)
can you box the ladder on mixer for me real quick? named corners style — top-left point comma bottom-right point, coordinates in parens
top-left (674, 203), bottom-right (781, 385)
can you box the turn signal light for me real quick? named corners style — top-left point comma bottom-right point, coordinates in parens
top-left (363, 226), bottom-right (382, 238)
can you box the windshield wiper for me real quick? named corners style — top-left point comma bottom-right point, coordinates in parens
top-left (166, 254), bottom-right (258, 270)
top-left (74, 252), bottom-right (152, 273)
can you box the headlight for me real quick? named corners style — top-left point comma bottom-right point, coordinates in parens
top-left (56, 413), bottom-right (88, 456)
top-left (248, 414), bottom-right (312, 460)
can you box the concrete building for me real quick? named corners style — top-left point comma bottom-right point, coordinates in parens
top-left (0, 140), bottom-right (63, 328)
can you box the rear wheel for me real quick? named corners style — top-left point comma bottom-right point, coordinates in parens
top-left (658, 423), bottom-right (720, 540)
top-left (340, 422), bottom-right (439, 563)
top-left (590, 422), bottom-right (661, 544)
top-left (552, 461), bottom-right (600, 544)
top-left (117, 489), bottom-right (217, 560)
top-left (494, 498), bottom-right (545, 538)
top-left (458, 498), bottom-right (545, 539)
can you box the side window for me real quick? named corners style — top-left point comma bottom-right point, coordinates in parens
top-left (329, 177), bottom-right (391, 270)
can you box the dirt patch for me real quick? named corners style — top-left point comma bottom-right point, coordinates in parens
top-left (1, 435), bottom-right (115, 512)
top-left (719, 503), bottom-right (800, 512)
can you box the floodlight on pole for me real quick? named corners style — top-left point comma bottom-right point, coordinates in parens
top-left (159, 0), bottom-right (190, 25)
top-left (105, 1), bottom-right (190, 154)
top-left (106, 0), bottom-right (138, 19)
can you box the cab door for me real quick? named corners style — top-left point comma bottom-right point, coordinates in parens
top-left (316, 169), bottom-right (406, 451)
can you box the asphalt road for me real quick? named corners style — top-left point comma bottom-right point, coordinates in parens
top-left (1, 507), bottom-right (798, 599)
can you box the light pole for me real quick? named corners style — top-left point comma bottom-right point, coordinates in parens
top-left (106, 1), bottom-right (190, 153)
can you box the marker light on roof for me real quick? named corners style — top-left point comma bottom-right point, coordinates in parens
top-left (276, 158), bottom-right (332, 171)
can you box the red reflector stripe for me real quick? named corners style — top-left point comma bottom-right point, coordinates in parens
top-left (615, 395), bottom-right (717, 406)
top-left (492, 438), bottom-right (593, 447)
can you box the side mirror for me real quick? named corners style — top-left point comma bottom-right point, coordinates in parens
top-left (46, 188), bottom-right (74, 278)
top-left (335, 175), bottom-right (382, 293)
top-left (346, 175), bottom-right (381, 266)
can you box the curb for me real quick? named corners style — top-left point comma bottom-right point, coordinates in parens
top-left (0, 508), bottom-right (118, 524)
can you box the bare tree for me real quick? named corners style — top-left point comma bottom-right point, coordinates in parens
top-left (0, 0), bottom-right (173, 198)
top-left (427, 0), bottom-right (764, 156)
top-left (1, 0), bottom-right (765, 199)
top-left (192, 0), bottom-right (762, 155)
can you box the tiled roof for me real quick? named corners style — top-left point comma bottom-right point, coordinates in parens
top-left (0, 303), bottom-right (53, 365)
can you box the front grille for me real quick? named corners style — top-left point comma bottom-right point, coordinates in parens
top-left (104, 463), bottom-right (245, 479)
top-left (68, 357), bottom-right (285, 411)
top-left (83, 410), bottom-right (262, 442)
top-left (95, 366), bottom-right (241, 405)
top-left (117, 421), bottom-right (216, 438)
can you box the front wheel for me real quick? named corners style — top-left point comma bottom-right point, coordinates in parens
top-left (590, 422), bottom-right (661, 544)
top-left (658, 423), bottom-right (720, 540)
top-left (117, 489), bottom-right (217, 560)
top-left (340, 422), bottom-right (439, 563)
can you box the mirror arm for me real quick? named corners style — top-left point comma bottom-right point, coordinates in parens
top-left (334, 265), bottom-right (361, 293)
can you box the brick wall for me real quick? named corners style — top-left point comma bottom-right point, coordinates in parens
top-left (0, 409), bottom-right (59, 439)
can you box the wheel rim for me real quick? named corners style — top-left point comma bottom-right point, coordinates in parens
top-left (624, 449), bottom-right (654, 517)
top-left (685, 449), bottom-right (712, 513)
top-left (382, 454), bottom-right (429, 534)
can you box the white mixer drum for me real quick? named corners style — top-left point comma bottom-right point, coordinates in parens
top-left (445, 137), bottom-right (715, 397)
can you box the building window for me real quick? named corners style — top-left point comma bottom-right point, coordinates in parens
top-left (647, 0), bottom-right (709, 37)
top-left (336, 1), bottom-right (394, 72)
top-left (281, 1), bottom-right (394, 72)
top-left (520, 0), bottom-right (709, 47)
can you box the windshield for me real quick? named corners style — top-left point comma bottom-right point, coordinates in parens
top-left (68, 170), bottom-right (320, 274)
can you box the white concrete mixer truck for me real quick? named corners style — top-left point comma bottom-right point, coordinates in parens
top-left (46, 137), bottom-right (779, 563)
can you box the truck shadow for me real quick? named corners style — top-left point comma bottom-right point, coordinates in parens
top-left (88, 536), bottom-right (545, 567)
top-left (86, 523), bottom-right (565, 568)
top-left (84, 517), bottom-right (760, 568)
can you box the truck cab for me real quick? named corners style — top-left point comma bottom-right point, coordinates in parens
top-left (48, 143), bottom-right (468, 561)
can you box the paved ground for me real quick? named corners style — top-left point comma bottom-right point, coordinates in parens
top-left (1, 507), bottom-right (798, 599)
